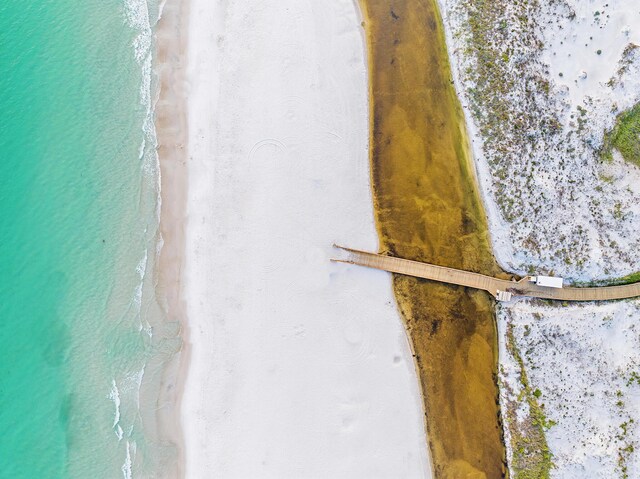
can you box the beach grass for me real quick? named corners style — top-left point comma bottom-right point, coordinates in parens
top-left (504, 323), bottom-right (554, 479)
top-left (575, 270), bottom-right (640, 287)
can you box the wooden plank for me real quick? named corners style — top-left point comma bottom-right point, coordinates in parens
top-left (332, 245), bottom-right (640, 302)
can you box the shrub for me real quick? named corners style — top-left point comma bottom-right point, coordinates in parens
top-left (601, 103), bottom-right (640, 167)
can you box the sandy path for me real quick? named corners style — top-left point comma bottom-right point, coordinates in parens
top-left (180, 0), bottom-right (431, 477)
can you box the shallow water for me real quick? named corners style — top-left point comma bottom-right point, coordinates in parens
top-left (0, 1), bottom-right (177, 477)
top-left (357, 0), bottom-right (507, 477)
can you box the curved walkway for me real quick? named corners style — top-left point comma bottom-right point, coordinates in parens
top-left (332, 245), bottom-right (640, 302)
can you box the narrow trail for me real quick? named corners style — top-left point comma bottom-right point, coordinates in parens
top-left (334, 245), bottom-right (640, 302)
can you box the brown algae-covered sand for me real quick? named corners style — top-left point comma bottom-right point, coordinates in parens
top-left (358, 0), bottom-right (508, 477)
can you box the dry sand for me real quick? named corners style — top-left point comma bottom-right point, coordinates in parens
top-left (169, 0), bottom-right (432, 477)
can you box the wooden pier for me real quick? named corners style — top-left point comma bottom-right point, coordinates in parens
top-left (332, 245), bottom-right (640, 302)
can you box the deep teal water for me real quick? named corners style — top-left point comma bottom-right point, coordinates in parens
top-left (0, 1), bottom-right (174, 477)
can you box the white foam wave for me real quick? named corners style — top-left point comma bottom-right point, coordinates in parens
top-left (137, 137), bottom-right (146, 161)
top-left (123, 0), bottom-right (159, 184)
top-left (134, 248), bottom-right (153, 335)
top-left (132, 366), bottom-right (145, 410)
top-left (136, 248), bottom-right (147, 278)
top-left (125, 0), bottom-right (162, 348)
top-left (123, 0), bottom-right (153, 63)
top-left (119, 0), bottom-right (172, 475)
top-left (133, 248), bottom-right (148, 311)
top-left (109, 379), bottom-right (122, 430)
top-left (121, 440), bottom-right (135, 479)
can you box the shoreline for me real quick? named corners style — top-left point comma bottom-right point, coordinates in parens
top-left (151, 0), bottom-right (190, 475)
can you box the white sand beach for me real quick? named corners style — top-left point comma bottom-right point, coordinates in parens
top-left (178, 0), bottom-right (431, 477)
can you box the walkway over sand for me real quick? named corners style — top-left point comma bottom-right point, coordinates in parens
top-left (333, 245), bottom-right (640, 302)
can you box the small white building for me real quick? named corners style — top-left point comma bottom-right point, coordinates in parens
top-left (530, 275), bottom-right (564, 289)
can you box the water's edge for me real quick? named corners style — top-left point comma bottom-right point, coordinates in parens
top-left (146, 0), bottom-right (190, 476)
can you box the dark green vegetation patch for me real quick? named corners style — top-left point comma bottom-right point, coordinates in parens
top-left (503, 322), bottom-right (554, 479)
top-left (601, 103), bottom-right (640, 167)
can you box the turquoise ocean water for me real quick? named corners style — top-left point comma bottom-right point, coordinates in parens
top-left (0, 1), bottom-right (178, 477)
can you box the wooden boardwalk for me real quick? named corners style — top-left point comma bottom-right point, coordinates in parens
top-left (332, 245), bottom-right (640, 302)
